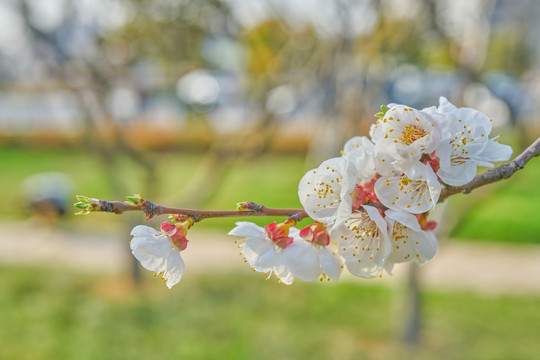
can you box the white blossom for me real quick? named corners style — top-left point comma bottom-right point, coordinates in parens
top-left (385, 210), bottom-right (438, 269)
top-left (374, 161), bottom-right (441, 214)
top-left (130, 225), bottom-right (185, 289)
top-left (331, 205), bottom-right (391, 278)
top-left (300, 223), bottom-right (344, 282)
top-left (423, 97), bottom-right (513, 186)
top-left (370, 104), bottom-right (439, 162)
top-left (229, 222), bottom-right (321, 284)
top-left (298, 157), bottom-right (357, 229)
top-left (341, 136), bottom-right (377, 181)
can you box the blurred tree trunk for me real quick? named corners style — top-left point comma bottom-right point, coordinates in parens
top-left (403, 263), bottom-right (421, 344)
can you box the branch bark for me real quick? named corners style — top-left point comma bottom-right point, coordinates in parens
top-left (91, 200), bottom-right (307, 223)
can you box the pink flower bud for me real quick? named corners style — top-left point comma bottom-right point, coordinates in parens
top-left (300, 222), bottom-right (330, 247)
top-left (161, 221), bottom-right (189, 251)
top-left (264, 221), bottom-right (295, 249)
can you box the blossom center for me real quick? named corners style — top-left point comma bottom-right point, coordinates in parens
top-left (399, 125), bottom-right (427, 145)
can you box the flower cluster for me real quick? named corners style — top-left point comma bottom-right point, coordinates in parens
top-left (230, 97), bottom-right (512, 284)
top-left (128, 97), bottom-right (513, 288)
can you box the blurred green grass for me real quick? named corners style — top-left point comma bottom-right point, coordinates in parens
top-left (2, 146), bottom-right (540, 242)
top-left (0, 147), bottom-right (308, 229)
top-left (1, 265), bottom-right (539, 360)
top-left (451, 157), bottom-right (540, 243)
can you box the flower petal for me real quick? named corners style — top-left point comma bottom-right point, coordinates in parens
top-left (374, 169), bottom-right (440, 214)
top-left (282, 241), bottom-right (320, 282)
top-left (385, 214), bottom-right (438, 265)
top-left (318, 247), bottom-right (343, 282)
top-left (131, 225), bottom-right (161, 238)
top-left (162, 251), bottom-right (185, 289)
top-left (385, 210), bottom-right (421, 232)
top-left (228, 222), bottom-right (266, 239)
top-left (254, 247), bottom-right (280, 271)
top-left (342, 136), bottom-right (377, 180)
top-left (416, 230), bottom-right (438, 261)
top-left (274, 265), bottom-right (295, 285)
top-left (332, 207), bottom-right (391, 278)
top-left (130, 234), bottom-right (172, 272)
top-left (477, 140), bottom-right (513, 163)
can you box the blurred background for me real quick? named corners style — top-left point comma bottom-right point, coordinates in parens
top-left (1, 0), bottom-right (540, 359)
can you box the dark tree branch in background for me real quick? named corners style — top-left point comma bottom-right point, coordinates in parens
top-left (439, 136), bottom-right (540, 202)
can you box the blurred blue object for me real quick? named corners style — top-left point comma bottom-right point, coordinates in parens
top-left (23, 172), bottom-right (73, 217)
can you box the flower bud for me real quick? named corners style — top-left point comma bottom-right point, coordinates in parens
top-left (125, 193), bottom-right (144, 206)
top-left (74, 195), bottom-right (101, 215)
top-left (264, 220), bottom-right (296, 249)
top-left (160, 219), bottom-right (193, 251)
top-left (300, 222), bottom-right (330, 246)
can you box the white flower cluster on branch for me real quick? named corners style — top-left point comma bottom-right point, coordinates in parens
top-left (230, 97), bottom-right (512, 284)
top-left (86, 96), bottom-right (519, 288)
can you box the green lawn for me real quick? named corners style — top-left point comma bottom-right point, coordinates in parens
top-left (0, 265), bottom-right (539, 360)
top-left (451, 158), bottom-right (540, 244)
top-left (0, 146), bottom-right (308, 228)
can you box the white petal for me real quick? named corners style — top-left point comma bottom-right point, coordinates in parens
top-left (385, 216), bottom-right (438, 265)
top-left (385, 210), bottom-right (421, 232)
top-left (477, 140), bottom-right (513, 163)
top-left (243, 237), bottom-right (275, 271)
top-left (131, 248), bottom-right (168, 273)
top-left (254, 247), bottom-right (280, 271)
top-left (345, 260), bottom-right (384, 278)
top-left (228, 222), bottom-right (266, 239)
top-left (362, 205), bottom-right (388, 240)
top-left (131, 225), bottom-right (161, 237)
top-left (274, 265), bottom-right (295, 285)
top-left (435, 138), bottom-right (453, 172)
top-left (163, 251), bottom-right (185, 289)
top-left (386, 221), bottom-right (420, 264)
top-left (455, 107), bottom-right (492, 132)
top-left (384, 261), bottom-right (395, 276)
top-left (342, 136), bottom-right (377, 179)
top-left (318, 247), bottom-right (343, 282)
top-left (130, 234), bottom-right (172, 272)
top-left (437, 96), bottom-right (458, 113)
top-left (228, 222), bottom-right (275, 271)
top-left (416, 231), bottom-right (438, 261)
top-left (282, 241), bottom-right (320, 282)
top-left (437, 160), bottom-right (477, 186)
top-left (374, 172), bottom-right (439, 214)
top-left (331, 208), bottom-right (391, 278)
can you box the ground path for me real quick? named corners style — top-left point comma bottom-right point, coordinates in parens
top-left (1, 220), bottom-right (539, 295)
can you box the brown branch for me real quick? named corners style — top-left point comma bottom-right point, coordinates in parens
top-left (92, 199), bottom-right (308, 223)
top-left (438, 136), bottom-right (540, 202)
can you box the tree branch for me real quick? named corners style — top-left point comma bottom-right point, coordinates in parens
top-left (81, 198), bottom-right (307, 223)
top-left (77, 136), bottom-right (540, 223)
top-left (438, 136), bottom-right (540, 202)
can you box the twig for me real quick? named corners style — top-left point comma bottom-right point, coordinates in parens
top-left (439, 136), bottom-right (540, 202)
top-left (88, 199), bottom-right (308, 223)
